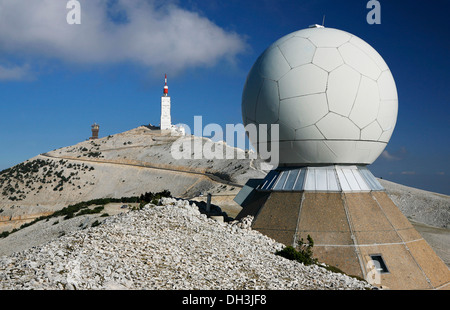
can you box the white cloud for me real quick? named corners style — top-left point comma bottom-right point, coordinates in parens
top-left (0, 64), bottom-right (33, 81)
top-left (0, 0), bottom-right (247, 79)
top-left (401, 171), bottom-right (416, 175)
top-left (380, 150), bottom-right (400, 161)
top-left (380, 147), bottom-right (407, 161)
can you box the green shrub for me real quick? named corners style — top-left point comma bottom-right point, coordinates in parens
top-left (91, 220), bottom-right (101, 227)
top-left (76, 206), bottom-right (104, 216)
top-left (0, 231), bottom-right (10, 238)
top-left (64, 212), bottom-right (74, 220)
top-left (276, 235), bottom-right (367, 282)
top-left (87, 152), bottom-right (101, 158)
top-left (139, 190), bottom-right (171, 203)
top-left (275, 235), bottom-right (317, 266)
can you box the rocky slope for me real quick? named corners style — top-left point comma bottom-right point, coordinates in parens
top-left (0, 126), bottom-right (266, 232)
top-left (0, 198), bottom-right (373, 290)
top-left (379, 179), bottom-right (450, 229)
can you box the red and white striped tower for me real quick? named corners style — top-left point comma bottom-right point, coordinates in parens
top-left (160, 74), bottom-right (171, 130)
top-left (163, 74), bottom-right (168, 96)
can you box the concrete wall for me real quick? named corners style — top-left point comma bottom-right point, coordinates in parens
top-left (241, 190), bottom-right (450, 289)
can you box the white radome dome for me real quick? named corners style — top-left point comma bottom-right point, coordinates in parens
top-left (242, 27), bottom-right (398, 166)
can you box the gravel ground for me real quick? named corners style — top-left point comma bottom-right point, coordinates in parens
top-left (0, 198), bottom-right (372, 290)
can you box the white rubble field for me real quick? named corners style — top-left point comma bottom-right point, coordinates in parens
top-left (0, 198), bottom-right (373, 290)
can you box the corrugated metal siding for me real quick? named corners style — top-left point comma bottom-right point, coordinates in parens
top-left (257, 165), bottom-right (384, 192)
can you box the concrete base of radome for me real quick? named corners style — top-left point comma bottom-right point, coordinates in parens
top-left (234, 169), bottom-right (450, 290)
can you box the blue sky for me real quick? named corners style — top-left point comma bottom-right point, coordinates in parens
top-left (0, 0), bottom-right (449, 195)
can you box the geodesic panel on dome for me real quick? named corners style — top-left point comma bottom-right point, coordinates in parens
top-left (241, 64), bottom-right (262, 122)
top-left (377, 100), bottom-right (398, 131)
top-left (278, 37), bottom-right (316, 68)
top-left (295, 125), bottom-right (324, 140)
top-left (339, 42), bottom-right (381, 80)
top-left (278, 93), bottom-right (328, 129)
top-left (259, 47), bottom-right (291, 81)
top-left (278, 64), bottom-right (327, 99)
top-left (349, 77), bottom-right (380, 128)
top-left (256, 79), bottom-right (279, 124)
top-left (312, 48), bottom-right (344, 72)
top-left (316, 113), bottom-right (360, 140)
top-left (277, 122), bottom-right (295, 141)
top-left (272, 33), bottom-right (297, 48)
top-left (327, 65), bottom-right (360, 116)
top-left (379, 129), bottom-right (395, 143)
top-left (307, 28), bottom-right (351, 47)
top-left (378, 71), bottom-right (398, 100)
top-left (361, 121), bottom-right (383, 141)
top-left (349, 36), bottom-right (389, 71)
